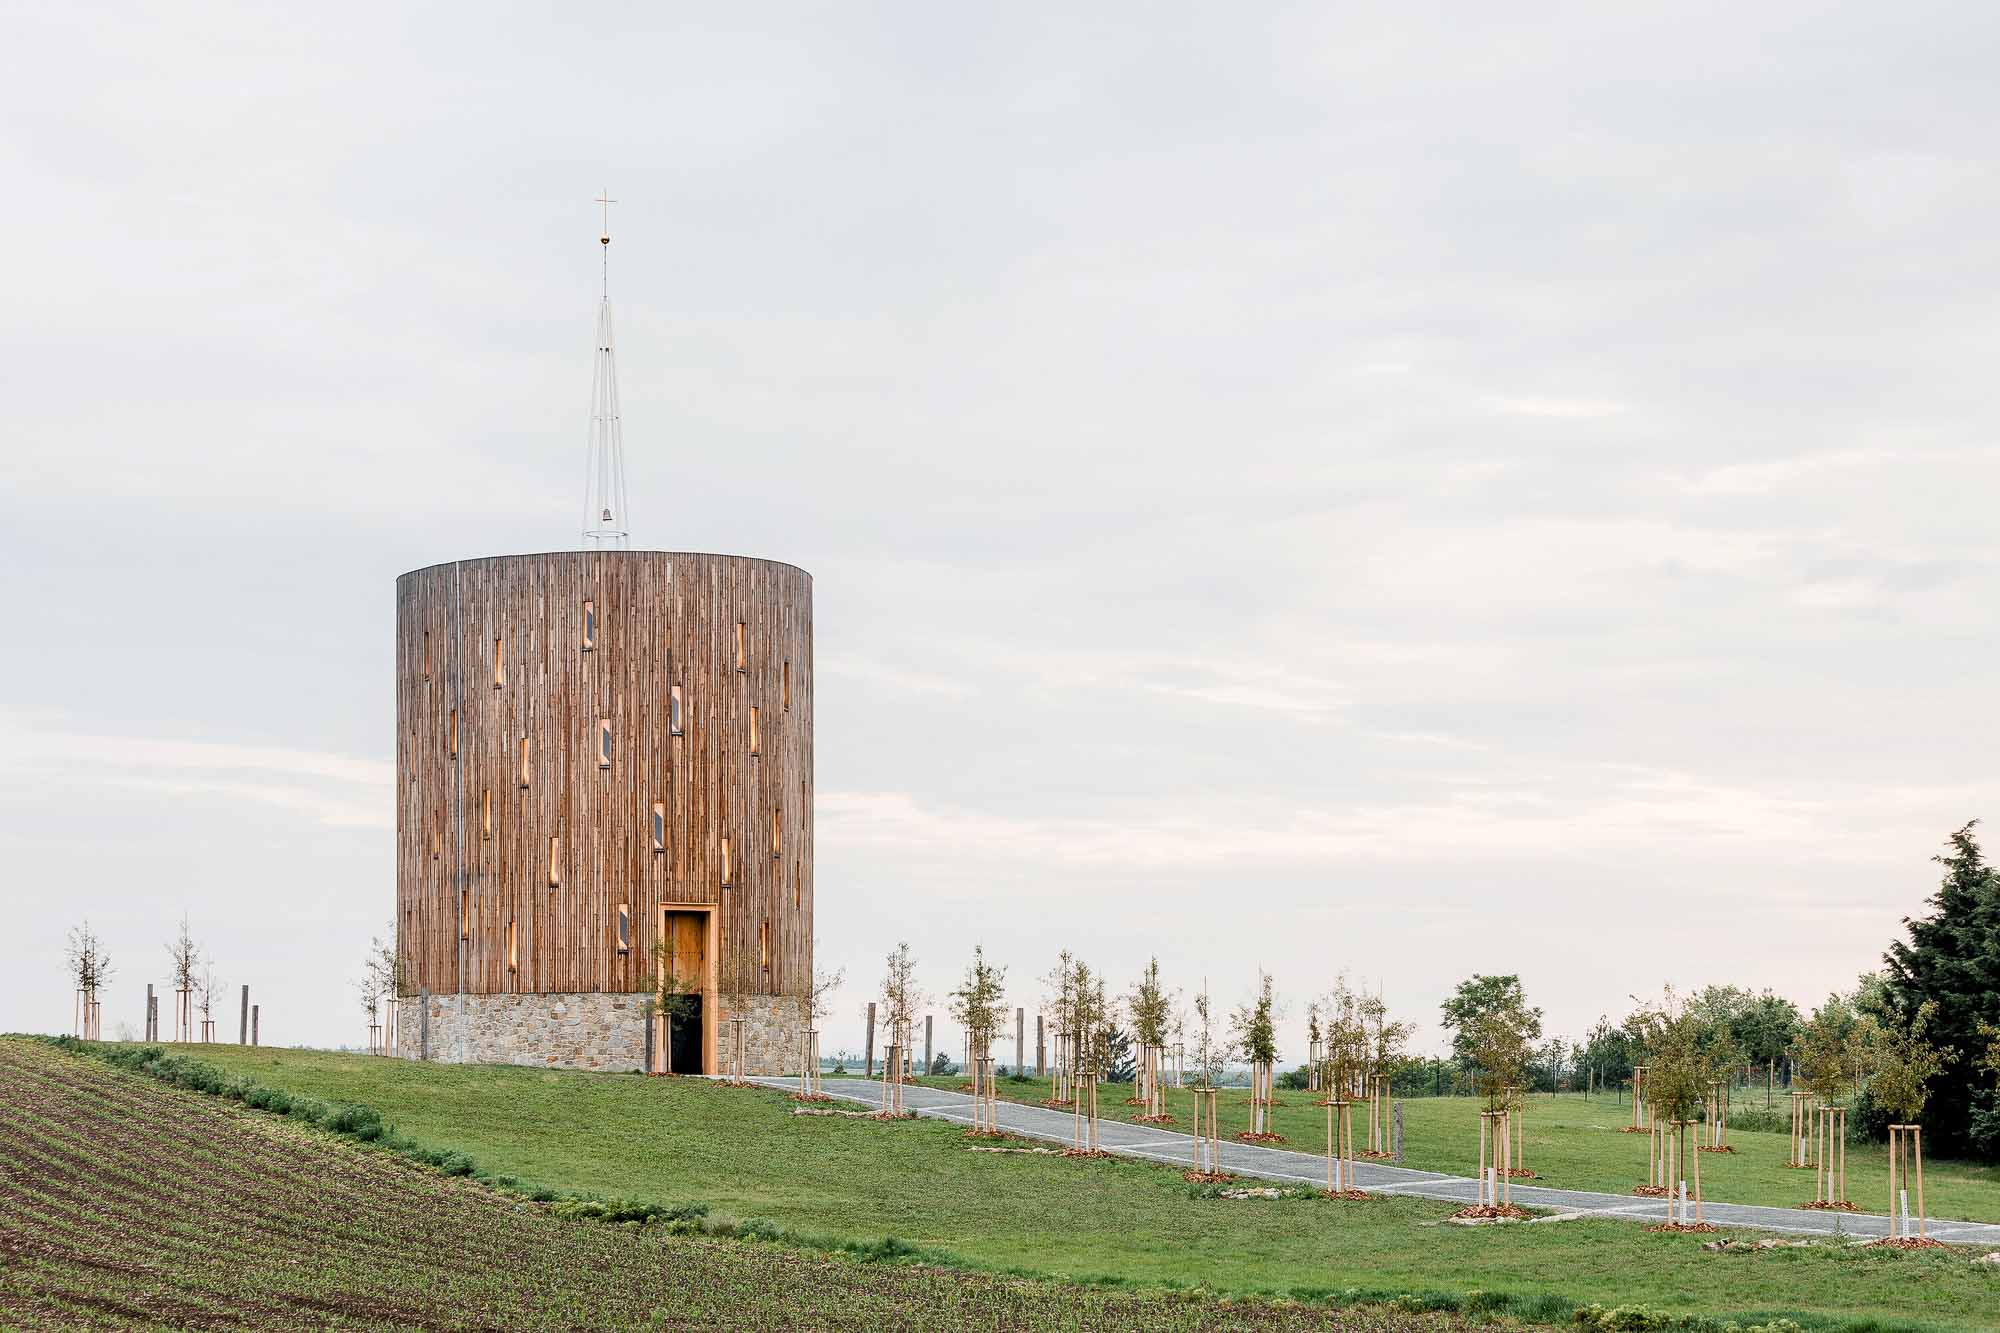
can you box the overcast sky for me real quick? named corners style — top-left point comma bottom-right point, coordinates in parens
top-left (5, 2), bottom-right (1998, 1063)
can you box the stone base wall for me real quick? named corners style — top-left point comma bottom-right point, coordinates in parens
top-left (393, 991), bottom-right (806, 1076)
top-left (716, 993), bottom-right (809, 1078)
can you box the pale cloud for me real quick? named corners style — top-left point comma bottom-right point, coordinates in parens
top-left (1488, 398), bottom-right (1630, 420)
top-left (818, 656), bottom-right (976, 698)
top-left (819, 762), bottom-right (1948, 878)
top-left (99, 776), bottom-right (391, 829)
top-left (1791, 577), bottom-right (1885, 611)
top-left (0, 714), bottom-right (390, 828)
top-left (1676, 447), bottom-right (2000, 497)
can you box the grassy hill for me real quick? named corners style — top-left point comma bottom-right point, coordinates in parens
top-left (0, 1037), bottom-right (1470, 1331)
top-left (120, 1043), bottom-right (2000, 1331)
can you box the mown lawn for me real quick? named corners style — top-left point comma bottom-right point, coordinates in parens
top-left (898, 1073), bottom-right (2000, 1224)
top-left (179, 1044), bottom-right (2000, 1331)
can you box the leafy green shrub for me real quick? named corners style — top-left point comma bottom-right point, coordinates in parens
top-left (323, 1103), bottom-right (385, 1140)
top-left (1521, 1293), bottom-right (1576, 1323)
top-left (851, 1236), bottom-right (915, 1263)
top-left (1462, 1289), bottom-right (1510, 1314)
top-left (735, 1218), bottom-right (780, 1242)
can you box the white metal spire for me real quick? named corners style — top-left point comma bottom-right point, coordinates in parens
top-left (581, 189), bottom-right (630, 549)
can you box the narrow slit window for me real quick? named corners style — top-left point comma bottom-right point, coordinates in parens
top-left (794, 861), bottom-right (800, 910)
top-left (482, 789), bottom-right (493, 840)
top-left (423, 631), bottom-right (431, 681)
top-left (598, 717), bottom-right (612, 768)
top-left (449, 708), bottom-right (458, 757)
top-left (431, 822), bottom-right (441, 860)
top-left (616, 903), bottom-right (631, 954)
top-left (519, 736), bottom-right (530, 788)
top-left (759, 921), bottom-right (769, 971)
top-left (721, 837), bottom-right (732, 887)
top-left (651, 801), bottom-right (666, 852)
top-left (735, 622), bottom-right (747, 672)
top-left (493, 637), bottom-right (504, 689)
top-left (507, 919), bottom-right (518, 971)
top-left (669, 685), bottom-right (684, 736)
top-left (547, 835), bottom-right (560, 888)
top-left (460, 889), bottom-right (470, 939)
top-left (771, 806), bottom-right (781, 858)
top-left (782, 660), bottom-right (790, 711)
top-left (582, 599), bottom-right (596, 652)
top-left (749, 707), bottom-right (759, 757)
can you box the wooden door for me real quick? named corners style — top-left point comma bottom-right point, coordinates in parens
top-left (660, 909), bottom-right (710, 1073)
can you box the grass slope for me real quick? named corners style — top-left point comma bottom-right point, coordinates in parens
top-left (176, 1044), bottom-right (2000, 1331)
top-left (904, 1075), bottom-right (2000, 1223)
top-left (0, 1038), bottom-right (1472, 1332)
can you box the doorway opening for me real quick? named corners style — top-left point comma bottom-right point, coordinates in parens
top-left (652, 906), bottom-right (715, 1074)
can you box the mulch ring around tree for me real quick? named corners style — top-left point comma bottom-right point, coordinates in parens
top-left (1061, 1147), bottom-right (1115, 1160)
top-left (1133, 1114), bottom-right (1176, 1125)
top-left (1632, 1185), bottom-right (1670, 1197)
top-left (1357, 1150), bottom-right (1395, 1161)
top-left (870, 1110), bottom-right (918, 1121)
top-left (1039, 1099), bottom-right (1075, 1111)
top-left (1647, 1222), bottom-right (1720, 1234)
top-left (1184, 1169), bottom-right (1236, 1184)
top-left (1869, 1237), bottom-right (1950, 1250)
top-left (1617, 1126), bottom-right (1650, 1134)
top-left (788, 1093), bottom-right (838, 1105)
top-left (1798, 1200), bottom-right (1860, 1211)
top-left (1448, 1204), bottom-right (1531, 1223)
top-left (1500, 1168), bottom-right (1537, 1179)
top-left (1697, 1145), bottom-right (1737, 1154)
top-left (1322, 1189), bottom-right (1373, 1201)
top-left (1233, 1131), bottom-right (1286, 1144)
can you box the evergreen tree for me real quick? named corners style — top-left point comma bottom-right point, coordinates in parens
top-left (1103, 1028), bottom-right (1136, 1083)
top-left (1882, 821), bottom-right (2000, 1159)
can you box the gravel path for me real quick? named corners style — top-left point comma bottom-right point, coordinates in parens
top-left (752, 1075), bottom-right (2000, 1245)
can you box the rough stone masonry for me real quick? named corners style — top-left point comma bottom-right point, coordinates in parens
top-left (394, 992), bottom-right (805, 1075)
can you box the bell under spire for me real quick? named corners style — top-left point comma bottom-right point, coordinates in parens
top-left (581, 189), bottom-right (630, 549)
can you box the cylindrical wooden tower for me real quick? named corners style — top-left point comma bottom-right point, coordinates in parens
top-left (393, 551), bottom-right (812, 1074)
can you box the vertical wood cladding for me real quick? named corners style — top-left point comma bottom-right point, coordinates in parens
top-left (396, 552), bottom-right (813, 1005)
